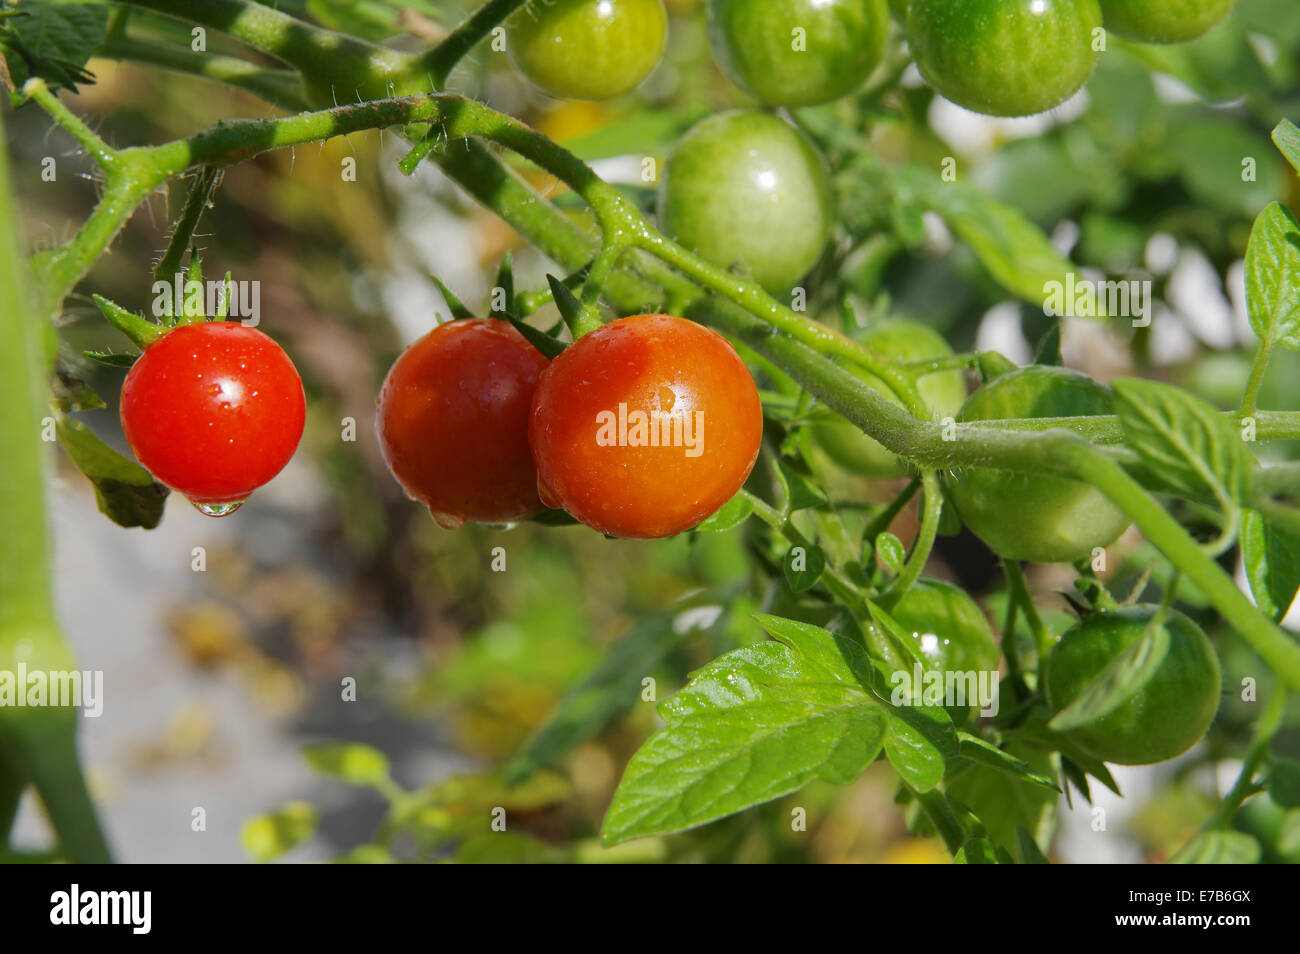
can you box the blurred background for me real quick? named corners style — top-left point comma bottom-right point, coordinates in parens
top-left (6, 0), bottom-right (1300, 862)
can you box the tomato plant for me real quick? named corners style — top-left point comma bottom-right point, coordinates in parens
top-left (1046, 606), bottom-right (1222, 765)
top-left (657, 110), bottom-right (833, 294)
top-left (120, 321), bottom-right (305, 513)
top-left (907, 0), bottom-right (1103, 116)
top-left (1099, 0), bottom-right (1238, 43)
top-left (506, 0), bottom-right (669, 100)
top-left (706, 0), bottom-right (891, 107)
top-left (2, 0), bottom-right (1298, 872)
top-left (377, 319), bottom-right (549, 527)
top-left (529, 314), bottom-right (763, 538)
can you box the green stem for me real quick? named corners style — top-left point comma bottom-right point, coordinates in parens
top-left (417, 0), bottom-right (529, 89)
top-left (913, 788), bottom-right (965, 855)
top-left (154, 165), bottom-right (221, 282)
top-left (861, 478), bottom-right (921, 552)
top-left (1240, 336), bottom-right (1274, 421)
top-left (1003, 560), bottom-right (1054, 666)
top-left (881, 470), bottom-right (941, 604)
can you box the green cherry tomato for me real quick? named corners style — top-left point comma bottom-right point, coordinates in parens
top-left (890, 578), bottom-right (1001, 722)
top-left (706, 0), bottom-right (891, 107)
top-left (812, 319), bottom-right (966, 477)
top-left (907, 0), bottom-right (1103, 117)
top-left (945, 365), bottom-right (1130, 563)
top-left (1046, 606), bottom-right (1221, 765)
top-left (1099, 0), bottom-right (1236, 44)
top-left (658, 110), bottom-right (833, 295)
top-left (507, 0), bottom-right (668, 100)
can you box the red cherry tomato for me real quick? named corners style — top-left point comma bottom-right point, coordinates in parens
top-left (119, 321), bottom-right (306, 511)
top-left (529, 314), bottom-right (763, 539)
top-left (376, 319), bottom-right (550, 526)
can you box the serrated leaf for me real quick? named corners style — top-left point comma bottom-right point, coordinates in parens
top-left (4, 1), bottom-right (107, 92)
top-left (1241, 510), bottom-right (1300, 623)
top-left (1272, 758), bottom-right (1300, 809)
top-left (957, 733), bottom-right (1060, 792)
top-left (1048, 618), bottom-right (1171, 732)
top-left (601, 616), bottom-right (888, 844)
top-left (1112, 378), bottom-right (1254, 507)
top-left (885, 704), bottom-right (958, 793)
top-left (1169, 830), bottom-right (1261, 864)
top-left (1244, 202), bottom-right (1300, 350)
top-left (1274, 119), bottom-right (1300, 177)
top-left (240, 801), bottom-right (317, 863)
top-left (874, 531), bottom-right (906, 574)
top-left (783, 543), bottom-right (825, 593)
top-left (504, 608), bottom-right (718, 785)
top-left (55, 413), bottom-right (168, 528)
top-left (302, 742), bottom-right (390, 786)
top-left (694, 491), bottom-right (753, 532)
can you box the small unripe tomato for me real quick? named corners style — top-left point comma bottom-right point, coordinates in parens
top-left (1099, 0), bottom-right (1236, 44)
top-left (706, 0), bottom-right (891, 107)
top-left (376, 319), bottom-right (549, 527)
top-left (529, 315), bottom-right (763, 539)
top-left (658, 110), bottom-right (833, 295)
top-left (1046, 606), bottom-right (1221, 765)
top-left (945, 365), bottom-right (1130, 563)
top-left (890, 578), bottom-right (1001, 723)
top-left (506, 0), bottom-right (669, 101)
top-left (119, 322), bottom-right (306, 513)
top-left (907, 0), bottom-right (1103, 117)
top-left (811, 319), bottom-right (967, 477)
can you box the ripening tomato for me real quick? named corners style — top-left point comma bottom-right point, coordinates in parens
top-left (707, 0), bottom-right (891, 107)
top-left (907, 0), bottom-right (1103, 117)
top-left (945, 365), bottom-right (1130, 563)
top-left (119, 321), bottom-right (306, 513)
top-left (658, 111), bottom-right (833, 295)
top-left (1046, 606), bottom-right (1221, 765)
top-left (529, 314), bottom-right (763, 538)
top-left (376, 319), bottom-right (549, 527)
top-left (506, 0), bottom-right (669, 100)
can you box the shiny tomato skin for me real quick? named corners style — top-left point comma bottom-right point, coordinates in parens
top-left (529, 315), bottom-right (763, 539)
top-left (119, 321), bottom-right (305, 504)
top-left (377, 319), bottom-right (550, 525)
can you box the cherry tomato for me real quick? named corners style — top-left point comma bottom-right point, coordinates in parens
top-left (1046, 606), bottom-right (1221, 765)
top-left (376, 319), bottom-right (549, 527)
top-left (811, 319), bottom-right (967, 477)
top-left (945, 365), bottom-right (1130, 563)
top-left (890, 578), bottom-right (1001, 722)
top-left (119, 321), bottom-right (305, 512)
top-left (529, 314), bottom-right (763, 539)
top-left (707, 0), bottom-right (891, 107)
top-left (658, 110), bottom-right (833, 295)
top-left (907, 0), bottom-right (1103, 117)
top-left (506, 0), bottom-right (669, 101)
top-left (1099, 0), bottom-right (1236, 43)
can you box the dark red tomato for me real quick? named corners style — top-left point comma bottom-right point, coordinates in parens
top-left (529, 315), bottom-right (763, 539)
top-left (120, 321), bottom-right (305, 513)
top-left (376, 319), bottom-right (549, 527)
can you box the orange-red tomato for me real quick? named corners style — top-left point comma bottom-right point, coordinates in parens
top-left (529, 315), bottom-right (763, 538)
top-left (376, 319), bottom-right (549, 526)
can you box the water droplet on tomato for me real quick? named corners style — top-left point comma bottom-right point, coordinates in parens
top-left (428, 508), bottom-right (465, 530)
top-left (191, 498), bottom-right (245, 517)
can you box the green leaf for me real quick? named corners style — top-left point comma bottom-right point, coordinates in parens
top-left (1015, 824), bottom-right (1050, 864)
top-left (1274, 119), bottom-right (1300, 176)
top-left (693, 491), bottom-right (753, 532)
top-left (1241, 510), bottom-right (1300, 623)
top-left (240, 801), bottom-right (317, 863)
top-left (977, 351), bottom-right (1020, 382)
top-left (1244, 202), bottom-right (1300, 350)
top-left (945, 742), bottom-right (1058, 852)
top-left (302, 742), bottom-right (390, 786)
top-left (1112, 378), bottom-right (1254, 507)
top-left (956, 733), bottom-right (1060, 793)
top-left (885, 704), bottom-right (958, 793)
top-left (1272, 758), bottom-right (1300, 809)
top-left (1048, 618), bottom-right (1171, 732)
top-left (1280, 810), bottom-right (1300, 856)
top-left (601, 616), bottom-right (888, 844)
top-left (432, 276), bottom-right (475, 321)
top-left (4, 1), bottom-right (107, 92)
top-left (783, 543), bottom-right (825, 593)
top-left (81, 350), bottom-right (138, 369)
top-left (954, 837), bottom-right (1001, 864)
top-left (873, 531), bottom-right (906, 574)
top-left (775, 458), bottom-right (828, 512)
top-left (902, 168), bottom-right (1082, 310)
top-left (493, 252), bottom-right (515, 318)
top-left (504, 608), bottom-right (718, 785)
top-left (54, 413), bottom-right (168, 529)
top-left (1169, 830), bottom-right (1261, 864)
top-left (506, 316), bottom-right (567, 359)
top-left (1033, 323), bottom-right (1062, 367)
